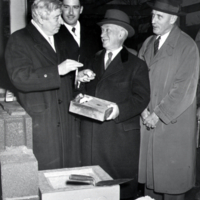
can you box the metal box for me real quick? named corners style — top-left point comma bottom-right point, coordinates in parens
top-left (69, 95), bottom-right (115, 121)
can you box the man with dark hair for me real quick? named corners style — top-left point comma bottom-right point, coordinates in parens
top-left (54, 0), bottom-right (101, 168)
top-left (5, 0), bottom-right (84, 170)
top-left (56, 0), bottom-right (101, 62)
top-left (138, 0), bottom-right (199, 199)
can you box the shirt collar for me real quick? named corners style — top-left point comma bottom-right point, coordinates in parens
top-left (31, 19), bottom-right (53, 42)
top-left (106, 46), bottom-right (123, 59)
top-left (64, 20), bottom-right (80, 35)
top-left (158, 31), bottom-right (171, 49)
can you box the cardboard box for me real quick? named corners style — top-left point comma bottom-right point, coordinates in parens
top-left (39, 165), bottom-right (119, 200)
top-left (69, 95), bottom-right (116, 121)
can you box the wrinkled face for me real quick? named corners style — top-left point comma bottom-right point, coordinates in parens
top-left (41, 9), bottom-right (62, 36)
top-left (62, 0), bottom-right (83, 26)
top-left (152, 10), bottom-right (174, 35)
top-left (101, 24), bottom-right (121, 50)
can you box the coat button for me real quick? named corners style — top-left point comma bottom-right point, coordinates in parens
top-left (58, 99), bottom-right (62, 104)
top-left (57, 122), bottom-right (60, 127)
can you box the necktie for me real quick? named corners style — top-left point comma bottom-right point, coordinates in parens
top-left (72, 27), bottom-right (76, 35)
top-left (105, 52), bottom-right (113, 69)
top-left (154, 36), bottom-right (160, 55)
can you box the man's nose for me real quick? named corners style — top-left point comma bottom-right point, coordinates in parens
top-left (101, 31), bottom-right (105, 37)
top-left (152, 16), bottom-right (156, 24)
top-left (69, 7), bottom-right (74, 14)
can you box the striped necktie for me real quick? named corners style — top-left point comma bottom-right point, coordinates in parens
top-left (154, 36), bottom-right (160, 55)
top-left (105, 52), bottom-right (113, 69)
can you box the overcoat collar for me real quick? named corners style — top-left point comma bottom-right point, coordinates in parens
top-left (96, 47), bottom-right (129, 81)
top-left (150, 25), bottom-right (181, 66)
top-left (26, 23), bottom-right (57, 65)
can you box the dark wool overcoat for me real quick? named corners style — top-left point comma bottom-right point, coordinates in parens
top-left (81, 47), bottom-right (150, 199)
top-left (5, 23), bottom-right (80, 170)
top-left (138, 25), bottom-right (199, 194)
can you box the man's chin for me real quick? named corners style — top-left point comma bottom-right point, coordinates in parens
top-left (153, 28), bottom-right (159, 35)
top-left (54, 28), bottom-right (60, 34)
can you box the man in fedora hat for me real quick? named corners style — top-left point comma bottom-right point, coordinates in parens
top-left (138, 0), bottom-right (199, 199)
top-left (79, 9), bottom-right (150, 199)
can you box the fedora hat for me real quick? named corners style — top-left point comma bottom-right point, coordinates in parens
top-left (147, 0), bottom-right (186, 16)
top-left (97, 9), bottom-right (135, 37)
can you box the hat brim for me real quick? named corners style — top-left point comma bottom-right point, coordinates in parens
top-left (97, 19), bottom-right (135, 38)
top-left (147, 2), bottom-right (186, 16)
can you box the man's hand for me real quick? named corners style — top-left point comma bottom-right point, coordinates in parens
top-left (141, 108), bottom-right (150, 121)
top-left (77, 69), bottom-right (96, 82)
top-left (106, 104), bottom-right (119, 120)
top-left (143, 112), bottom-right (159, 129)
top-left (58, 59), bottom-right (83, 76)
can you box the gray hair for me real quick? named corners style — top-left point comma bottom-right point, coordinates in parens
top-left (32, 0), bottom-right (62, 21)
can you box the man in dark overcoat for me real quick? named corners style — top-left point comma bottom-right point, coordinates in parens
top-left (54, 0), bottom-right (101, 167)
top-left (80, 9), bottom-right (150, 199)
top-left (4, 0), bottom-right (83, 170)
top-left (138, 0), bottom-right (199, 199)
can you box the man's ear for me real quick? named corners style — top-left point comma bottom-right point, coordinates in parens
top-left (80, 6), bottom-right (83, 14)
top-left (119, 29), bottom-right (125, 39)
top-left (37, 15), bottom-right (44, 25)
top-left (170, 15), bottom-right (178, 25)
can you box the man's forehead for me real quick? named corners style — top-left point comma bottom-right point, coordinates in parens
top-left (101, 24), bottom-right (120, 29)
top-left (63, 0), bottom-right (80, 5)
top-left (152, 9), bottom-right (170, 17)
top-left (49, 8), bottom-right (62, 17)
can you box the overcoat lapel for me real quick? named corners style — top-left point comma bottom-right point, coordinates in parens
top-left (26, 23), bottom-right (57, 65)
top-left (100, 48), bottom-right (126, 81)
top-left (102, 55), bottom-right (123, 80)
top-left (150, 26), bottom-right (180, 66)
top-left (94, 49), bottom-right (106, 80)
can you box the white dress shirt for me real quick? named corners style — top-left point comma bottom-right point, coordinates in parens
top-left (64, 21), bottom-right (81, 46)
top-left (157, 31), bottom-right (170, 49)
top-left (31, 19), bottom-right (56, 52)
top-left (104, 47), bottom-right (123, 67)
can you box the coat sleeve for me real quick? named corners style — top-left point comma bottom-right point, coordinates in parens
top-left (5, 32), bottom-right (61, 93)
top-left (115, 58), bottom-right (150, 123)
top-left (195, 40), bottom-right (200, 108)
top-left (154, 41), bottom-right (199, 124)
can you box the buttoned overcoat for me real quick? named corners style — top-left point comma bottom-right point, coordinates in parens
top-left (5, 23), bottom-right (80, 170)
top-left (81, 47), bottom-right (150, 198)
top-left (138, 25), bottom-right (199, 194)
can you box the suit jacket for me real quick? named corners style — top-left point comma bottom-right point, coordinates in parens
top-left (5, 23), bottom-right (81, 170)
top-left (138, 25), bottom-right (199, 194)
top-left (55, 24), bottom-right (101, 63)
top-left (81, 47), bottom-right (150, 198)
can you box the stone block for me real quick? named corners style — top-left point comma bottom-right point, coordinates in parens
top-left (1, 146), bottom-right (38, 199)
top-left (0, 102), bottom-right (32, 150)
top-left (39, 165), bottom-right (119, 200)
